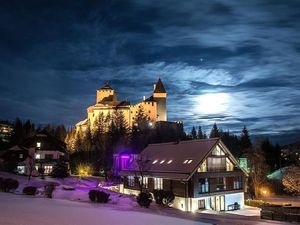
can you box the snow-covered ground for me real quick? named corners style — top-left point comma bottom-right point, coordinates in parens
top-left (0, 172), bottom-right (293, 225)
top-left (0, 193), bottom-right (207, 225)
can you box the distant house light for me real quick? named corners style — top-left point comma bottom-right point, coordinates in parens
top-left (160, 160), bottom-right (165, 164)
top-left (36, 142), bottom-right (41, 148)
top-left (35, 153), bottom-right (41, 159)
top-left (167, 160), bottom-right (173, 164)
top-left (152, 160), bottom-right (158, 164)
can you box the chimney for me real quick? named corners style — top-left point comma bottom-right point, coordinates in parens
top-left (153, 84), bottom-right (156, 91)
top-left (143, 96), bottom-right (146, 101)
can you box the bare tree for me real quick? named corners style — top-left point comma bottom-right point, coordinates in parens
top-left (247, 141), bottom-right (269, 199)
top-left (134, 156), bottom-right (151, 193)
top-left (26, 156), bottom-right (36, 182)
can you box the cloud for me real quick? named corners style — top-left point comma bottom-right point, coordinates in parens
top-left (0, 0), bottom-right (300, 143)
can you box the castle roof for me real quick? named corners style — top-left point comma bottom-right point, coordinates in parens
top-left (144, 95), bottom-right (156, 102)
top-left (153, 78), bottom-right (166, 93)
top-left (100, 82), bottom-right (114, 90)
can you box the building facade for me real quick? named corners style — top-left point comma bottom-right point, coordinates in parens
top-left (75, 79), bottom-right (167, 131)
top-left (117, 139), bottom-right (248, 212)
top-left (1, 131), bottom-right (67, 175)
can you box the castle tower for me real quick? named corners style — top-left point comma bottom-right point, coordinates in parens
top-left (153, 78), bottom-right (167, 121)
top-left (96, 82), bottom-right (117, 103)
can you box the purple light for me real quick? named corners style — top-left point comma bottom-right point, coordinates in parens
top-left (120, 155), bottom-right (130, 159)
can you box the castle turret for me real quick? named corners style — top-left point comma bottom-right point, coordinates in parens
top-left (96, 82), bottom-right (117, 103)
top-left (153, 78), bottom-right (167, 121)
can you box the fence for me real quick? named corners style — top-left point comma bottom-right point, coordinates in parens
top-left (261, 205), bottom-right (300, 223)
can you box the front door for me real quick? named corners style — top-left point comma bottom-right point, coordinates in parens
top-left (198, 199), bottom-right (205, 210)
top-left (210, 195), bottom-right (225, 211)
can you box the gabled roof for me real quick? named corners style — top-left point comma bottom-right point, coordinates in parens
top-left (120, 138), bottom-right (248, 180)
top-left (8, 145), bottom-right (29, 151)
top-left (22, 131), bottom-right (67, 153)
top-left (121, 139), bottom-right (219, 180)
top-left (153, 78), bottom-right (166, 93)
top-left (100, 82), bottom-right (114, 90)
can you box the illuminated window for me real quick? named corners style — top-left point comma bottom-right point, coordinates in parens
top-left (211, 146), bottom-right (225, 156)
top-left (183, 159), bottom-right (193, 164)
top-left (167, 160), bottom-right (173, 164)
top-left (152, 160), bottom-right (158, 164)
top-left (197, 160), bottom-right (207, 172)
top-left (128, 176), bottom-right (134, 186)
top-left (139, 176), bottom-right (148, 188)
top-left (154, 178), bottom-right (163, 190)
top-left (226, 158), bottom-right (234, 171)
top-left (36, 142), bottom-right (41, 148)
top-left (35, 153), bottom-right (41, 159)
top-left (160, 160), bottom-right (165, 164)
top-left (17, 166), bottom-right (25, 174)
top-left (44, 165), bottom-right (53, 174)
top-left (19, 154), bottom-right (23, 159)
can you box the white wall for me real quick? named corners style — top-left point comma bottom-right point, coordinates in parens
top-left (225, 192), bottom-right (244, 209)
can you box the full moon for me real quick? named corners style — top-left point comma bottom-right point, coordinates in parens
top-left (195, 93), bottom-right (230, 114)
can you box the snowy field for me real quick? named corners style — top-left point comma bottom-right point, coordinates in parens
top-left (0, 172), bottom-right (293, 225)
top-left (0, 193), bottom-right (207, 225)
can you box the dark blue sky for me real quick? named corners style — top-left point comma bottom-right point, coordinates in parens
top-left (1, 0), bottom-right (300, 144)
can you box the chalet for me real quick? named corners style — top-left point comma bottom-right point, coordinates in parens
top-left (118, 138), bottom-right (248, 212)
top-left (1, 131), bottom-right (68, 175)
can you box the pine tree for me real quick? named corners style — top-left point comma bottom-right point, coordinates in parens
top-left (191, 126), bottom-right (197, 139)
top-left (197, 126), bottom-right (204, 139)
top-left (131, 106), bottom-right (151, 152)
top-left (240, 126), bottom-right (252, 150)
top-left (209, 123), bottom-right (220, 138)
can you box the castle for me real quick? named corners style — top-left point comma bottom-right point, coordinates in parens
top-left (76, 78), bottom-right (167, 131)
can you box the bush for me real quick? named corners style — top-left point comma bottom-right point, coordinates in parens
top-left (1, 178), bottom-right (19, 192)
top-left (153, 190), bottom-right (175, 206)
top-left (89, 190), bottom-right (110, 203)
top-left (23, 186), bottom-right (37, 195)
top-left (137, 192), bottom-right (152, 208)
top-left (89, 190), bottom-right (98, 202)
top-left (245, 199), bottom-right (266, 208)
top-left (51, 160), bottom-right (69, 178)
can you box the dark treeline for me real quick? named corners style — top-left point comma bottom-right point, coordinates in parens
top-left (65, 107), bottom-right (186, 175)
top-left (1, 114), bottom-right (282, 178)
top-left (187, 123), bottom-right (281, 171)
top-left (0, 117), bottom-right (67, 150)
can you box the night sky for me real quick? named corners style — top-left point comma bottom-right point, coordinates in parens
top-left (1, 0), bottom-right (300, 144)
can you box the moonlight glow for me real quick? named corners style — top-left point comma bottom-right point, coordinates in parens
top-left (196, 93), bottom-right (230, 115)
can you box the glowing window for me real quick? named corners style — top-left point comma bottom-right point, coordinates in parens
top-left (44, 165), bottom-right (53, 174)
top-left (187, 160), bottom-right (193, 164)
top-left (154, 178), bottom-right (163, 190)
top-left (36, 142), bottom-right (41, 148)
top-left (35, 154), bottom-right (41, 159)
top-left (152, 160), bottom-right (158, 164)
top-left (183, 160), bottom-right (188, 164)
top-left (160, 160), bottom-right (165, 164)
top-left (167, 160), bottom-right (173, 164)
